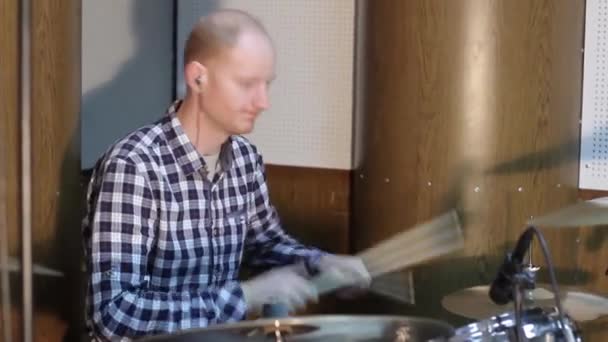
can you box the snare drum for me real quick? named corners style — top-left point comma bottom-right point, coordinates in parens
top-left (449, 307), bottom-right (581, 342)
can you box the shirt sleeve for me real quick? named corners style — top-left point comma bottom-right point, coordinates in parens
top-left (243, 153), bottom-right (325, 273)
top-left (86, 157), bottom-right (246, 340)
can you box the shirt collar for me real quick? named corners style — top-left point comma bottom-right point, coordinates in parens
top-left (164, 100), bottom-right (234, 177)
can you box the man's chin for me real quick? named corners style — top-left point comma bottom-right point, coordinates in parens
top-left (230, 123), bottom-right (255, 136)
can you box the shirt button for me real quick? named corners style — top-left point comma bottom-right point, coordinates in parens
top-left (213, 228), bottom-right (219, 236)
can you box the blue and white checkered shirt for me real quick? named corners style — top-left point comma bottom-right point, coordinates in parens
top-left (82, 101), bottom-right (324, 340)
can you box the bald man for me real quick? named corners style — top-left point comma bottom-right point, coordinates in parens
top-left (82, 9), bottom-right (369, 340)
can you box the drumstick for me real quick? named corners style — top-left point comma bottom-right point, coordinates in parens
top-left (363, 216), bottom-right (463, 276)
top-left (369, 270), bottom-right (415, 304)
top-left (312, 210), bottom-right (463, 295)
top-left (1, 257), bottom-right (64, 277)
top-left (360, 211), bottom-right (461, 265)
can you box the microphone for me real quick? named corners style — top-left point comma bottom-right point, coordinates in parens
top-left (489, 227), bottom-right (535, 305)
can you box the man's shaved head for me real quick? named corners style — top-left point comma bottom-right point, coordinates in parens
top-left (179, 9), bottom-right (276, 139)
top-left (184, 9), bottom-right (271, 65)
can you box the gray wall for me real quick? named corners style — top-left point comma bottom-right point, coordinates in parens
top-left (81, 0), bottom-right (175, 169)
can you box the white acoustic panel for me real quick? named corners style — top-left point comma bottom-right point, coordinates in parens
top-left (580, 0), bottom-right (608, 190)
top-left (177, 0), bottom-right (355, 169)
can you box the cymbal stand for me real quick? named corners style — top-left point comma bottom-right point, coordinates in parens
top-left (523, 242), bottom-right (541, 306)
top-left (511, 263), bottom-right (537, 342)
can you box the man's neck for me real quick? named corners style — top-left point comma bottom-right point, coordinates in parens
top-left (176, 95), bottom-right (228, 156)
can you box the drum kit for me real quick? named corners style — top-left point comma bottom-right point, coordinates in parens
top-left (139, 200), bottom-right (608, 341)
top-left (4, 201), bottom-right (606, 341)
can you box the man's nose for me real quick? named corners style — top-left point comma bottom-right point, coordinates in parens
top-left (254, 85), bottom-right (270, 110)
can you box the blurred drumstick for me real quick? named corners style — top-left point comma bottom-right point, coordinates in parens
top-left (369, 271), bottom-right (415, 304)
top-left (313, 210), bottom-right (464, 295)
top-left (528, 197), bottom-right (608, 228)
top-left (0, 257), bottom-right (64, 277)
top-left (362, 211), bottom-right (463, 276)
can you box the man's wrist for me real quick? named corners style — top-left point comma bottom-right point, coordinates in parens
top-left (304, 251), bottom-right (327, 276)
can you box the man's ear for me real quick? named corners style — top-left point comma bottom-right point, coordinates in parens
top-left (185, 61), bottom-right (207, 93)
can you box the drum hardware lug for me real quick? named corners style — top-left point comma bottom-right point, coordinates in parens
top-left (512, 268), bottom-right (537, 342)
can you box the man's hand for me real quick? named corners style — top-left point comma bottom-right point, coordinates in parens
top-left (242, 266), bottom-right (318, 314)
top-left (317, 254), bottom-right (371, 297)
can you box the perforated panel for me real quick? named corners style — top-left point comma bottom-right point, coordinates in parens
top-left (580, 0), bottom-right (608, 189)
top-left (176, 1), bottom-right (355, 169)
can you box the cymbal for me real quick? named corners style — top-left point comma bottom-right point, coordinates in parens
top-left (141, 315), bottom-right (454, 341)
top-left (560, 291), bottom-right (608, 322)
top-left (441, 284), bottom-right (608, 322)
top-left (528, 197), bottom-right (608, 228)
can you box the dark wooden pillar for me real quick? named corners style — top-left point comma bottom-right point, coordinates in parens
top-left (351, 0), bottom-right (602, 339)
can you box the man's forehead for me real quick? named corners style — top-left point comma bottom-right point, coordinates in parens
top-left (211, 36), bottom-right (275, 70)
top-left (235, 30), bottom-right (275, 54)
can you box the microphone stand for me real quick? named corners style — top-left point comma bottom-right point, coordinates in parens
top-left (511, 264), bottom-right (537, 342)
top-left (493, 226), bottom-right (577, 342)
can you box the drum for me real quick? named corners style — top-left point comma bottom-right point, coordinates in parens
top-left (449, 307), bottom-right (581, 342)
top-left (141, 315), bottom-right (455, 341)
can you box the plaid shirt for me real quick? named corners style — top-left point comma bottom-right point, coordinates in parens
top-left (82, 101), bottom-right (323, 340)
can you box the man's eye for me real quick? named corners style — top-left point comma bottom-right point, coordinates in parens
top-left (240, 81), bottom-right (255, 88)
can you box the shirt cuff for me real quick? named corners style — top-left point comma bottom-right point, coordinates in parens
top-left (303, 249), bottom-right (327, 276)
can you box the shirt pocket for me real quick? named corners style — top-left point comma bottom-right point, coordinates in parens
top-left (214, 208), bottom-right (247, 279)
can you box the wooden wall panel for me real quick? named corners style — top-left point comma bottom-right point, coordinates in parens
top-left (265, 165), bottom-right (350, 254)
top-left (0, 0), bottom-right (22, 256)
top-left (350, 0), bottom-right (601, 339)
top-left (0, 0), bottom-right (84, 339)
top-left (265, 165), bottom-right (351, 314)
top-left (0, 0), bottom-right (22, 339)
top-left (29, 1), bottom-right (83, 341)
